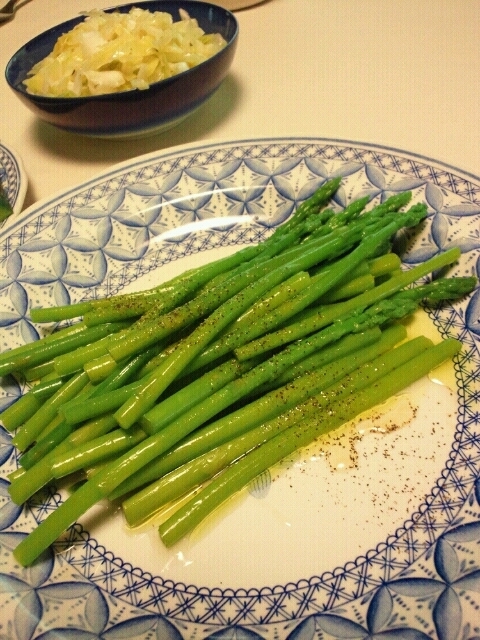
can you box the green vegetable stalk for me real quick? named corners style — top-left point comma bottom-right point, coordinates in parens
top-left (0, 179), bottom-right (14, 222)
top-left (158, 338), bottom-right (462, 547)
top-left (11, 284), bottom-right (467, 567)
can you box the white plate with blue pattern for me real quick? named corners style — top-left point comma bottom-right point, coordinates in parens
top-left (0, 140), bottom-right (27, 218)
top-left (0, 138), bottom-right (479, 640)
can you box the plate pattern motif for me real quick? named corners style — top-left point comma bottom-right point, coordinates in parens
top-left (0, 138), bottom-right (479, 639)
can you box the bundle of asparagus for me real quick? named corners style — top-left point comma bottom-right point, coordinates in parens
top-left (1, 178), bottom-right (475, 566)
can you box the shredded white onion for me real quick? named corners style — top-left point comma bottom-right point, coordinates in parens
top-left (24, 8), bottom-right (227, 97)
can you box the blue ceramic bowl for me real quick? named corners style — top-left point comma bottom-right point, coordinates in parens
top-left (5, 1), bottom-right (238, 138)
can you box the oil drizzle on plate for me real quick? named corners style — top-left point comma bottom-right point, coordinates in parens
top-left (308, 394), bottom-right (417, 472)
top-left (402, 308), bottom-right (457, 390)
top-left (294, 309), bottom-right (456, 473)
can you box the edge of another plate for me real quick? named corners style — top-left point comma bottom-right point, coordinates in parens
top-left (0, 140), bottom-right (28, 216)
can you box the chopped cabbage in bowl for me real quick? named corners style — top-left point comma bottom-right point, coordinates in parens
top-left (23, 7), bottom-right (227, 97)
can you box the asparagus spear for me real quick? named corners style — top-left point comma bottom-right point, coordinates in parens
top-left (8, 415), bottom-right (117, 505)
top-left (12, 371), bottom-right (91, 451)
top-left (0, 374), bottom-right (73, 432)
top-left (234, 248), bottom-right (465, 361)
top-left (51, 426), bottom-right (147, 479)
top-left (0, 321), bottom-right (130, 378)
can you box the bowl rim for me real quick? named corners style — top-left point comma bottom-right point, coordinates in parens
top-left (5, 0), bottom-right (239, 103)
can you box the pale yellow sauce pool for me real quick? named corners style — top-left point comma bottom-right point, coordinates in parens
top-left (298, 308), bottom-right (456, 473)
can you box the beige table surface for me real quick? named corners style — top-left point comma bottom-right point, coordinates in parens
top-left (1, 0), bottom-right (479, 211)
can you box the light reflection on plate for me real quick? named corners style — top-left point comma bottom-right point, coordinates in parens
top-left (0, 138), bottom-right (479, 640)
top-left (155, 214), bottom-right (256, 241)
